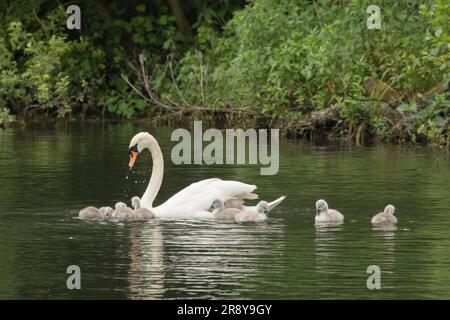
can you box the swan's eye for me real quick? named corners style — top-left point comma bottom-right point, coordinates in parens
top-left (128, 144), bottom-right (139, 155)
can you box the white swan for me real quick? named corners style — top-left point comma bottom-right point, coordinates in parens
top-left (235, 201), bottom-right (269, 223)
top-left (79, 206), bottom-right (113, 219)
top-left (128, 132), bottom-right (285, 219)
top-left (315, 199), bottom-right (344, 223)
top-left (371, 204), bottom-right (397, 224)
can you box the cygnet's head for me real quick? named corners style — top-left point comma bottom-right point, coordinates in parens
top-left (384, 204), bottom-right (395, 215)
top-left (99, 206), bottom-right (113, 218)
top-left (131, 196), bottom-right (141, 210)
top-left (257, 201), bottom-right (269, 215)
top-left (115, 202), bottom-right (127, 210)
top-left (315, 199), bottom-right (329, 215)
top-left (209, 199), bottom-right (224, 212)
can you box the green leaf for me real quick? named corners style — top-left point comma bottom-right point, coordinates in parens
top-left (397, 103), bottom-right (417, 113)
top-left (134, 99), bottom-right (147, 110)
top-left (158, 15), bottom-right (168, 26)
top-left (432, 116), bottom-right (446, 127)
top-left (136, 4), bottom-right (146, 13)
top-left (163, 39), bottom-right (172, 49)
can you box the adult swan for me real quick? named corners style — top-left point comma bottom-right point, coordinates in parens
top-left (128, 132), bottom-right (285, 219)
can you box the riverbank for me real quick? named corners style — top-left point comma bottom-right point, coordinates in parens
top-left (1, 1), bottom-right (448, 148)
top-left (2, 103), bottom-right (448, 148)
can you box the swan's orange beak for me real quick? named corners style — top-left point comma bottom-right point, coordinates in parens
top-left (129, 151), bottom-right (138, 168)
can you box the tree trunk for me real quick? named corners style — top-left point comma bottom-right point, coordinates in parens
top-left (167, 0), bottom-right (191, 35)
top-left (95, 0), bottom-right (113, 22)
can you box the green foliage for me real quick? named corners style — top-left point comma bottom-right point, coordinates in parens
top-left (0, 0), bottom-right (447, 144)
top-left (161, 0), bottom-right (448, 144)
top-left (0, 8), bottom-right (103, 117)
top-left (420, 0), bottom-right (450, 81)
top-left (0, 1), bottom-right (241, 118)
top-left (415, 93), bottom-right (449, 142)
top-left (106, 96), bottom-right (147, 119)
top-left (0, 107), bottom-right (15, 126)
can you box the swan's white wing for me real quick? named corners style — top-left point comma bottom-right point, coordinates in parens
top-left (152, 179), bottom-right (257, 218)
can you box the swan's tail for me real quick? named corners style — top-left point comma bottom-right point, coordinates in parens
top-left (268, 195), bottom-right (286, 212)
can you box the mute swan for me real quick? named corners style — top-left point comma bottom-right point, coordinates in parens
top-left (131, 196), bottom-right (155, 219)
top-left (371, 204), bottom-right (397, 224)
top-left (79, 206), bottom-right (113, 219)
top-left (127, 132), bottom-right (286, 219)
top-left (210, 199), bottom-right (243, 220)
top-left (235, 201), bottom-right (269, 223)
top-left (111, 202), bottom-right (134, 219)
top-left (315, 199), bottom-right (344, 223)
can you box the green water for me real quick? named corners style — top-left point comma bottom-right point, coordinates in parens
top-left (0, 122), bottom-right (449, 299)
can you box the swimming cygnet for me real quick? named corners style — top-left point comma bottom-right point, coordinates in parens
top-left (111, 202), bottom-right (133, 219)
top-left (131, 196), bottom-right (155, 219)
top-left (315, 199), bottom-right (344, 223)
top-left (371, 204), bottom-right (397, 225)
top-left (224, 198), bottom-right (245, 210)
top-left (234, 201), bottom-right (269, 223)
top-left (210, 199), bottom-right (243, 220)
top-left (79, 206), bottom-right (113, 219)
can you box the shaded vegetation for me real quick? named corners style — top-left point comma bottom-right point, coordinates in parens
top-left (0, 0), bottom-right (448, 145)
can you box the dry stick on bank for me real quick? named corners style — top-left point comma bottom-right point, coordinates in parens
top-left (122, 56), bottom-right (447, 145)
top-left (121, 54), bottom-right (260, 118)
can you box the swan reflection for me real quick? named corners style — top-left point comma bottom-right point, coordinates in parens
top-left (314, 223), bottom-right (344, 269)
top-left (126, 219), bottom-right (284, 299)
top-left (371, 223), bottom-right (396, 289)
top-left (126, 220), bottom-right (166, 299)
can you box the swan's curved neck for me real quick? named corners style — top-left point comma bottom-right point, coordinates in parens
top-left (141, 135), bottom-right (164, 208)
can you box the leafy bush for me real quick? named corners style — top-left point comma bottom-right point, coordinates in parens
top-left (0, 0), bottom-right (447, 144)
top-left (159, 0), bottom-right (448, 144)
top-left (0, 8), bottom-right (102, 117)
top-left (0, 107), bottom-right (15, 126)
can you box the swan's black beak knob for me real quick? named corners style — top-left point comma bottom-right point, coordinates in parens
top-left (128, 145), bottom-right (139, 168)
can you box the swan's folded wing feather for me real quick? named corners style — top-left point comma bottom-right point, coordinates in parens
top-left (153, 179), bottom-right (257, 218)
top-left (153, 178), bottom-right (221, 208)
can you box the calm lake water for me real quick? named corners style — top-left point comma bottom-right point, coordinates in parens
top-left (0, 122), bottom-right (449, 299)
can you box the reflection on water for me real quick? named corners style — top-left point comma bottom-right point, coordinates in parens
top-left (127, 221), bottom-right (166, 299)
top-left (0, 123), bottom-right (449, 299)
top-left (371, 225), bottom-right (397, 290)
top-left (121, 218), bottom-right (285, 299)
top-left (314, 224), bottom-right (344, 290)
